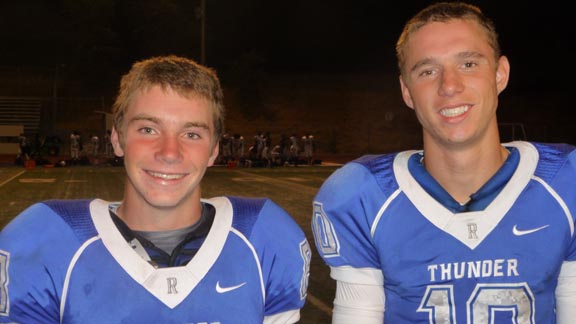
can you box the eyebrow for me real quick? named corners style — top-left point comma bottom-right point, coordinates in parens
top-left (410, 57), bottom-right (435, 73)
top-left (129, 115), bottom-right (160, 125)
top-left (129, 115), bottom-right (211, 131)
top-left (458, 51), bottom-right (485, 60)
top-left (183, 121), bottom-right (211, 131)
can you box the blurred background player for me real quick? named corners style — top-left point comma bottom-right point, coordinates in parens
top-left (69, 130), bottom-right (80, 161)
top-left (303, 134), bottom-right (315, 165)
top-left (90, 133), bottom-right (100, 156)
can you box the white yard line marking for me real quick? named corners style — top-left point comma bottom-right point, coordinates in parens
top-left (18, 178), bottom-right (56, 183)
top-left (0, 170), bottom-right (26, 188)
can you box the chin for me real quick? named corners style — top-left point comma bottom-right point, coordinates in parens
top-left (144, 195), bottom-right (186, 209)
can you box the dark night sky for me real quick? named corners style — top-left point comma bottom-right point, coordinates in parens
top-left (0, 1), bottom-right (574, 95)
top-left (207, 1), bottom-right (574, 93)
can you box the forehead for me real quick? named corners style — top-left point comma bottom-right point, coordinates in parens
top-left (125, 85), bottom-right (213, 125)
top-left (404, 19), bottom-right (493, 66)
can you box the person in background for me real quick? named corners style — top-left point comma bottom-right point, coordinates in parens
top-left (17, 132), bottom-right (30, 161)
top-left (311, 2), bottom-right (576, 323)
top-left (303, 134), bottom-right (315, 165)
top-left (70, 130), bottom-right (80, 160)
top-left (104, 129), bottom-right (113, 157)
top-left (90, 133), bottom-right (100, 156)
top-left (0, 55), bottom-right (311, 323)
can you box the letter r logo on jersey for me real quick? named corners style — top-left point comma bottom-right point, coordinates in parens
top-left (167, 277), bottom-right (178, 294)
top-left (467, 223), bottom-right (478, 240)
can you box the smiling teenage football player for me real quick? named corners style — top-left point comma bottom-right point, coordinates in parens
top-left (0, 55), bottom-right (311, 323)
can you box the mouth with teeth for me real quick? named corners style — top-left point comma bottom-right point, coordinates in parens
top-left (146, 170), bottom-right (187, 180)
top-left (440, 105), bottom-right (470, 118)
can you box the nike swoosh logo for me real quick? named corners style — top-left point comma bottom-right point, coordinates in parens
top-left (512, 224), bottom-right (550, 236)
top-left (216, 281), bottom-right (247, 293)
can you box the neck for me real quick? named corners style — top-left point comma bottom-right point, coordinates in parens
top-left (423, 142), bottom-right (509, 204)
top-left (117, 190), bottom-right (203, 231)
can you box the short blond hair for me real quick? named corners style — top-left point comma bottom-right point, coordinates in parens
top-left (396, 2), bottom-right (501, 75)
top-left (112, 55), bottom-right (225, 144)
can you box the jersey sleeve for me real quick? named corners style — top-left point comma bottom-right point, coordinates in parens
top-left (311, 160), bottom-right (390, 284)
top-left (555, 148), bottom-right (576, 321)
top-left (332, 280), bottom-right (384, 324)
top-left (556, 261), bottom-right (576, 324)
top-left (0, 202), bottom-right (80, 323)
top-left (521, 143), bottom-right (576, 322)
top-left (563, 149), bottom-right (576, 262)
top-left (250, 199), bottom-right (310, 319)
top-left (536, 144), bottom-right (576, 262)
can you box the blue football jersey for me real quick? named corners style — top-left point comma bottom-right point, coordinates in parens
top-left (0, 196), bottom-right (311, 323)
top-left (312, 141), bottom-right (576, 323)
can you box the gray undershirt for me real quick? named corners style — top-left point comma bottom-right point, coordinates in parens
top-left (133, 205), bottom-right (210, 255)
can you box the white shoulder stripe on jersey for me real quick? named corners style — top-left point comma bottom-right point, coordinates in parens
top-left (60, 236), bottom-right (100, 324)
top-left (370, 188), bottom-right (402, 238)
top-left (230, 227), bottom-right (266, 303)
top-left (532, 176), bottom-right (574, 237)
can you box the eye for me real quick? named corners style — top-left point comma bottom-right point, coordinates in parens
top-left (462, 61), bottom-right (478, 69)
top-left (138, 127), bottom-right (155, 135)
top-left (185, 132), bottom-right (201, 139)
top-left (417, 68), bottom-right (436, 78)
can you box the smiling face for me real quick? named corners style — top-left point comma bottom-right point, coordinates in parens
top-left (399, 19), bottom-right (509, 150)
top-left (111, 85), bottom-right (219, 217)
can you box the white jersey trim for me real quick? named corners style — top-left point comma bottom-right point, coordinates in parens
top-left (532, 176), bottom-right (574, 236)
top-left (330, 266), bottom-right (383, 285)
top-left (60, 236), bottom-right (99, 324)
top-left (230, 227), bottom-right (266, 303)
top-left (263, 309), bottom-right (300, 324)
top-left (89, 197), bottom-right (233, 309)
top-left (392, 141), bottom-right (538, 249)
top-left (371, 188), bottom-right (401, 237)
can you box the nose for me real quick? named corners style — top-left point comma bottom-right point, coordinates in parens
top-left (438, 68), bottom-right (464, 97)
top-left (155, 135), bottom-right (182, 163)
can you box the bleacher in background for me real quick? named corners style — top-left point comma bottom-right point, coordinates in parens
top-left (0, 125), bottom-right (23, 155)
top-left (0, 97), bottom-right (42, 134)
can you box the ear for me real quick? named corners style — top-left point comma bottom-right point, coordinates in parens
top-left (399, 75), bottom-right (415, 109)
top-left (207, 141), bottom-right (219, 167)
top-left (496, 55), bottom-right (510, 94)
top-left (110, 127), bottom-right (125, 157)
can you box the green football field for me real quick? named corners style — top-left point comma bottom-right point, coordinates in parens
top-left (0, 164), bottom-right (340, 323)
